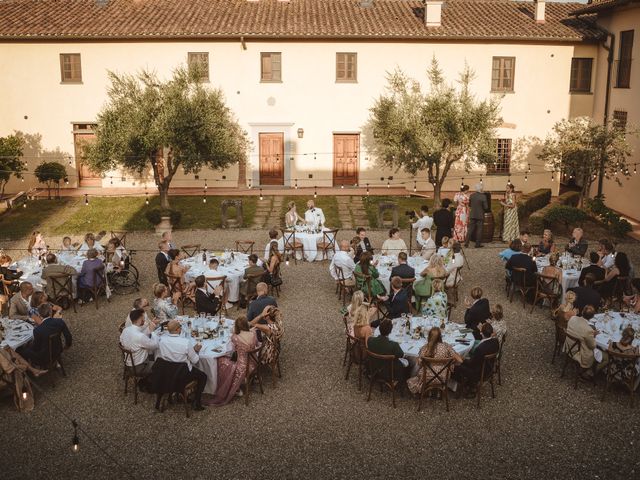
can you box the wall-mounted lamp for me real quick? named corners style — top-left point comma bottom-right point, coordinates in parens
top-left (297, 128), bottom-right (304, 139)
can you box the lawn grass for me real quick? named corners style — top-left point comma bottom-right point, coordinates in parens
top-left (0, 198), bottom-right (75, 240)
top-left (281, 196), bottom-right (341, 228)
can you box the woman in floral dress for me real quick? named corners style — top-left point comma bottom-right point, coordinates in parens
top-left (251, 306), bottom-right (284, 368)
top-left (421, 279), bottom-right (448, 320)
top-left (453, 185), bottom-right (470, 243)
top-left (501, 183), bottom-right (519, 242)
top-left (206, 316), bottom-right (259, 406)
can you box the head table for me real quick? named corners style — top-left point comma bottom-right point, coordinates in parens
top-left (180, 251), bottom-right (249, 302)
top-left (374, 254), bottom-right (429, 293)
top-left (0, 318), bottom-right (34, 350)
top-left (154, 316), bottom-right (234, 395)
top-left (278, 226), bottom-right (335, 262)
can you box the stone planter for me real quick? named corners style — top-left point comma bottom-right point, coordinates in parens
top-left (154, 215), bottom-right (173, 235)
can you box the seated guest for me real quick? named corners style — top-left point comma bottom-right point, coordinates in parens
top-left (330, 240), bottom-right (357, 283)
top-left (285, 201), bottom-right (305, 228)
top-left (78, 232), bottom-right (104, 255)
top-left (60, 236), bottom-right (77, 252)
top-left (541, 252), bottom-right (563, 285)
top-left (41, 253), bottom-right (77, 298)
top-left (0, 346), bottom-right (47, 412)
top-left (608, 327), bottom-right (640, 390)
top-left (554, 290), bottom-right (578, 330)
top-left (119, 308), bottom-right (159, 377)
top-left (27, 231), bottom-right (48, 259)
top-left (354, 251), bottom-right (385, 297)
top-left (519, 230), bottom-right (531, 251)
top-left (29, 291), bottom-right (62, 323)
top-left (155, 240), bottom-right (171, 286)
top-left (208, 258), bottom-right (220, 271)
top-left (452, 322), bottom-right (499, 392)
top-left (420, 254), bottom-right (447, 280)
top-left (623, 279), bottom-right (640, 314)
top-left (352, 305), bottom-right (376, 343)
top-left (537, 229), bottom-right (556, 255)
top-left (125, 298), bottom-right (151, 328)
top-left (445, 242), bottom-right (464, 287)
top-left (157, 320), bottom-right (207, 411)
top-left (194, 275), bottom-right (223, 316)
top-left (161, 231), bottom-right (176, 250)
top-left (499, 239), bottom-right (520, 263)
top-left (433, 199), bottom-right (454, 248)
top-left (464, 287), bottom-right (491, 339)
top-left (506, 239), bottom-right (537, 286)
top-left (579, 251), bottom-right (606, 286)
top-left (240, 254), bottom-right (264, 300)
top-left (0, 253), bottom-right (22, 293)
top-left (366, 318), bottom-right (408, 381)
top-left (264, 241), bottom-right (282, 285)
top-left (419, 228), bottom-right (437, 261)
top-left (570, 273), bottom-right (602, 313)
top-left (77, 248), bottom-right (104, 303)
top-left (264, 229), bottom-right (283, 261)
top-left (164, 249), bottom-right (195, 303)
top-left (412, 205), bottom-right (434, 249)
top-left (597, 238), bottom-right (615, 269)
top-left (566, 227), bottom-right (588, 257)
top-left (378, 276), bottom-right (410, 319)
top-left (247, 282), bottom-right (278, 322)
top-left (151, 283), bottom-right (178, 322)
top-left (407, 326), bottom-right (462, 395)
top-left (9, 282), bottom-right (33, 322)
top-left (565, 305), bottom-right (597, 371)
top-left (600, 251), bottom-right (631, 299)
top-left (421, 279), bottom-right (448, 320)
top-left (486, 304), bottom-right (507, 343)
top-left (105, 238), bottom-right (126, 270)
top-left (205, 316), bottom-right (258, 406)
top-left (353, 227), bottom-right (374, 264)
top-left (381, 228), bottom-right (407, 255)
top-left (17, 302), bottom-right (72, 369)
top-left (437, 236), bottom-right (451, 258)
top-left (390, 252), bottom-right (415, 280)
top-left (250, 306), bottom-right (284, 369)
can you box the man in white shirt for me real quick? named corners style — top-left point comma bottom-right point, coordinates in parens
top-left (412, 206), bottom-right (434, 247)
top-left (445, 242), bottom-right (464, 287)
top-left (264, 228), bottom-right (284, 261)
top-left (119, 309), bottom-right (158, 376)
top-left (304, 199), bottom-right (325, 228)
top-left (158, 320), bottom-right (207, 410)
top-left (330, 240), bottom-right (356, 284)
top-left (124, 297), bottom-right (151, 328)
top-left (419, 228), bottom-right (437, 260)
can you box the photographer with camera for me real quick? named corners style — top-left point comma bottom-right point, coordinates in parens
top-left (410, 206), bottom-right (433, 249)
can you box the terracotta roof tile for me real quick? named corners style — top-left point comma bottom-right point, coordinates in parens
top-left (571, 0), bottom-right (639, 15)
top-left (0, 0), bottom-right (602, 41)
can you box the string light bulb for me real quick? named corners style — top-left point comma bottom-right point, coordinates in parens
top-left (71, 420), bottom-right (80, 453)
top-left (524, 174), bottom-right (528, 182)
top-left (634, 164), bottom-right (637, 174)
top-left (145, 193), bottom-right (149, 205)
top-left (110, 177), bottom-right (113, 185)
top-left (23, 202), bottom-right (27, 208)
top-left (551, 171), bottom-right (555, 182)
top-left (259, 188), bottom-right (263, 201)
top-left (22, 386), bottom-right (28, 400)
top-left (204, 180), bottom-right (208, 190)
top-left (285, 254), bottom-right (290, 266)
top-left (413, 181), bottom-right (417, 193)
top-left (366, 183), bottom-right (370, 196)
top-left (84, 194), bottom-right (89, 206)
top-left (21, 177), bottom-right (24, 182)
top-left (314, 186), bottom-right (317, 199)
top-left (341, 184), bottom-right (344, 189)
top-left (386, 180), bottom-right (390, 188)
top-left (461, 178), bottom-right (464, 187)
top-left (294, 179), bottom-right (298, 189)
top-left (64, 177), bottom-right (69, 185)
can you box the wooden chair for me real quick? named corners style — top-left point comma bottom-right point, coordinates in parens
top-left (445, 267), bottom-right (462, 305)
top-left (281, 229), bottom-right (304, 265)
top-left (242, 271), bottom-right (266, 306)
top-left (602, 348), bottom-right (640, 408)
top-left (261, 336), bottom-right (283, 387)
top-left (0, 273), bottom-right (15, 297)
top-left (78, 264), bottom-right (108, 310)
top-left (118, 343), bottom-right (147, 405)
top-left (244, 345), bottom-right (265, 406)
top-left (400, 278), bottom-right (415, 315)
top-left (345, 332), bottom-right (366, 391)
top-left (496, 332), bottom-right (507, 385)
top-left (268, 262), bottom-right (282, 298)
top-left (459, 245), bottom-right (471, 270)
top-left (509, 267), bottom-right (535, 307)
top-left (180, 244), bottom-right (201, 257)
top-left (365, 350), bottom-right (404, 408)
top-left (561, 332), bottom-right (596, 389)
top-left (157, 380), bottom-right (199, 418)
top-left (45, 332), bottom-right (67, 387)
top-left (611, 276), bottom-right (631, 311)
top-left (335, 266), bottom-right (355, 307)
top-left (167, 273), bottom-right (194, 314)
top-left (110, 230), bottom-right (128, 248)
top-left (446, 302), bottom-right (455, 323)
top-left (235, 240), bottom-right (255, 254)
top-left (204, 275), bottom-right (227, 317)
top-left (531, 273), bottom-right (561, 313)
top-left (476, 352), bottom-right (498, 408)
top-left (48, 273), bottom-right (76, 313)
top-left (118, 322), bottom-right (126, 333)
top-left (417, 357), bottom-right (454, 412)
top-left (551, 317), bottom-right (567, 365)
top-left (317, 229), bottom-right (339, 261)
top-left (0, 274), bottom-right (13, 315)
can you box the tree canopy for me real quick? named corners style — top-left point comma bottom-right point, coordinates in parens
top-left (368, 59), bottom-right (502, 205)
top-left (86, 67), bottom-right (249, 208)
top-left (537, 116), bottom-right (634, 207)
top-left (0, 134), bottom-right (25, 198)
top-left (34, 161), bottom-right (67, 199)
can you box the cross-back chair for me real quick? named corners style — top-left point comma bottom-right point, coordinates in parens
top-left (417, 357), bottom-right (454, 412)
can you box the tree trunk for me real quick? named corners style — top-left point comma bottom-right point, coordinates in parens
top-left (158, 184), bottom-right (170, 209)
top-left (433, 182), bottom-right (442, 208)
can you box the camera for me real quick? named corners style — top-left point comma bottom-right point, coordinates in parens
top-left (405, 210), bottom-right (415, 217)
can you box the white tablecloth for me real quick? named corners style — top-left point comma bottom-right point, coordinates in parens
top-left (536, 255), bottom-right (584, 302)
top-left (14, 253), bottom-right (84, 292)
top-left (0, 318), bottom-right (34, 350)
top-left (591, 312), bottom-right (640, 351)
top-left (282, 227), bottom-right (335, 262)
top-left (181, 253), bottom-right (247, 302)
top-left (155, 316), bottom-right (234, 395)
top-left (375, 254), bottom-right (428, 293)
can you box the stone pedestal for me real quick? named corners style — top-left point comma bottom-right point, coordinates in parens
top-left (154, 216), bottom-right (172, 235)
top-left (221, 199), bottom-right (243, 228)
top-left (378, 202), bottom-right (399, 228)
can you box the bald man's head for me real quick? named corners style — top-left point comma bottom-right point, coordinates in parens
top-left (167, 320), bottom-right (181, 334)
top-left (340, 240), bottom-right (350, 252)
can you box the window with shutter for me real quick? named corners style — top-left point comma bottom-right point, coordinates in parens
top-left (491, 57), bottom-right (515, 92)
top-left (60, 54), bottom-right (82, 83)
top-left (188, 52), bottom-right (210, 82)
top-left (336, 53), bottom-right (357, 82)
top-left (486, 139), bottom-right (512, 174)
top-left (569, 58), bottom-right (593, 93)
top-left (261, 52), bottom-right (282, 82)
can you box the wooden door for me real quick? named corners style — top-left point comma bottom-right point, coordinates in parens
top-left (259, 133), bottom-right (284, 185)
top-left (333, 134), bottom-right (359, 186)
top-left (73, 130), bottom-right (102, 187)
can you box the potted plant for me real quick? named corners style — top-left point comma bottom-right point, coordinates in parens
top-left (145, 208), bottom-right (182, 234)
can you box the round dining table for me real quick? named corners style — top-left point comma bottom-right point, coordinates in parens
top-left (535, 253), bottom-right (587, 302)
top-left (375, 254), bottom-right (428, 293)
top-left (0, 318), bottom-right (34, 350)
top-left (280, 226), bottom-right (335, 262)
top-left (14, 253), bottom-right (85, 293)
top-left (181, 252), bottom-right (249, 302)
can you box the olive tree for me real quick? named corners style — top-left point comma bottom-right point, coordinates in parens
top-left (0, 134), bottom-right (25, 198)
top-left (34, 161), bottom-right (67, 199)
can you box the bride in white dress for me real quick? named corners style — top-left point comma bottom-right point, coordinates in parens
top-left (285, 201), bottom-right (304, 228)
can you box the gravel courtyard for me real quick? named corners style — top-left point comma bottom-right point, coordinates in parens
top-left (2, 229), bottom-right (639, 480)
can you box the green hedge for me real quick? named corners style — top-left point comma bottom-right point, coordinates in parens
top-left (557, 191), bottom-right (580, 207)
top-left (529, 204), bottom-right (588, 234)
top-left (528, 204), bottom-right (553, 234)
top-left (517, 188), bottom-right (552, 221)
top-left (586, 196), bottom-right (633, 237)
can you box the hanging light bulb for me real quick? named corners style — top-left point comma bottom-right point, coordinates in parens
top-left (145, 192), bottom-right (149, 205)
top-left (285, 254), bottom-right (290, 266)
top-left (67, 157), bottom-right (72, 166)
top-left (524, 174), bottom-right (528, 182)
top-left (366, 183), bottom-right (370, 196)
top-left (64, 177), bottom-right (69, 185)
top-left (527, 163), bottom-right (532, 174)
top-left (461, 177), bottom-right (464, 187)
top-left (341, 184), bottom-right (344, 189)
top-left (23, 202), bottom-right (27, 208)
top-left (634, 164), bottom-right (637, 174)
top-left (386, 180), bottom-right (390, 188)
top-left (22, 386), bottom-right (28, 400)
top-left (507, 177), bottom-right (511, 186)
top-left (551, 171), bottom-right (554, 182)
top-left (314, 186), bottom-right (317, 199)
top-left (84, 194), bottom-right (89, 206)
top-left (248, 179), bottom-right (252, 189)
top-left (480, 177), bottom-right (484, 186)
top-left (259, 188), bottom-right (263, 201)
top-left (71, 421), bottom-right (80, 453)
top-left (413, 181), bottom-right (417, 193)
top-left (204, 180), bottom-right (208, 190)
top-left (110, 177), bottom-right (113, 185)
top-left (294, 179), bottom-right (298, 189)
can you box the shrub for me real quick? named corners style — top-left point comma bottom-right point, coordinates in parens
top-left (557, 191), bottom-right (580, 207)
top-left (517, 188), bottom-right (551, 220)
top-left (528, 205), bottom-right (552, 234)
top-left (586, 195), bottom-right (633, 238)
top-left (145, 208), bottom-right (182, 226)
top-left (543, 205), bottom-right (587, 228)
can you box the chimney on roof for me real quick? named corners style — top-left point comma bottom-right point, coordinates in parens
top-left (534, 0), bottom-right (546, 24)
top-left (424, 1), bottom-right (443, 28)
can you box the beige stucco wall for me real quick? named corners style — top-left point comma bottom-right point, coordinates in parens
top-left (0, 38), bottom-right (599, 196)
top-left (589, 6), bottom-right (640, 220)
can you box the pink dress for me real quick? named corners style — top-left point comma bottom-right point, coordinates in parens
top-left (453, 192), bottom-right (470, 243)
top-left (205, 331), bottom-right (259, 406)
